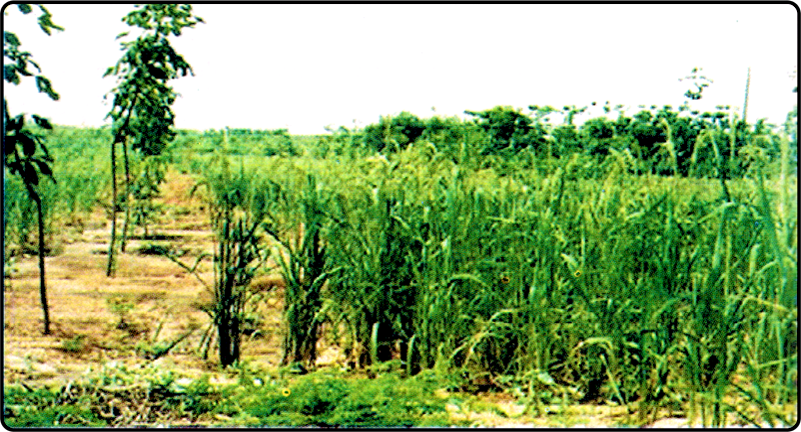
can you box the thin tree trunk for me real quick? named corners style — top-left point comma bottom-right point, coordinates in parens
top-left (107, 139), bottom-right (118, 277)
top-left (120, 140), bottom-right (131, 252)
top-left (34, 192), bottom-right (50, 335)
top-left (107, 94), bottom-right (138, 277)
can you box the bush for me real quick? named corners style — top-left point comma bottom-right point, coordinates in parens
top-left (465, 106), bottom-right (546, 155)
top-left (362, 112), bottom-right (426, 152)
top-left (217, 369), bottom-right (450, 427)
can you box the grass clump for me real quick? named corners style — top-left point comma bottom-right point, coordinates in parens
top-left (4, 384), bottom-right (106, 427)
top-left (213, 368), bottom-right (451, 427)
top-left (59, 334), bottom-right (88, 354)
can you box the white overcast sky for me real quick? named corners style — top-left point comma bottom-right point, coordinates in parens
top-left (3, 3), bottom-right (798, 135)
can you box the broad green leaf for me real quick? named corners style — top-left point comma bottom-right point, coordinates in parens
top-left (22, 160), bottom-right (39, 186)
top-left (19, 132), bottom-right (37, 156)
top-left (35, 75), bottom-right (59, 100)
top-left (32, 159), bottom-right (53, 178)
top-left (4, 65), bottom-right (20, 85)
top-left (4, 31), bottom-right (20, 47)
top-left (31, 114), bottom-right (52, 129)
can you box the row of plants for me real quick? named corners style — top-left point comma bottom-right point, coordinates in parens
top-left (5, 95), bottom-right (795, 264)
top-left (2, 126), bottom-right (158, 258)
top-left (3, 126), bottom-right (108, 260)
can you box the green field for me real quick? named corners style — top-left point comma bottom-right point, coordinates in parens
top-left (3, 108), bottom-right (799, 426)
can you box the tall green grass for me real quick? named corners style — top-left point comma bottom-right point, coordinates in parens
top-left (219, 132), bottom-right (796, 425)
top-left (3, 126), bottom-right (109, 259)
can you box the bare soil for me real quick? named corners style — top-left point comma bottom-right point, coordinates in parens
top-left (2, 169), bottom-right (787, 427)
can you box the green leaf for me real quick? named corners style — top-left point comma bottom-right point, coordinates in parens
top-left (23, 57), bottom-right (40, 74)
top-left (33, 159), bottom-right (54, 178)
top-left (22, 161), bottom-right (39, 186)
top-left (4, 31), bottom-right (20, 47)
top-left (31, 114), bottom-right (52, 130)
top-left (35, 76), bottom-right (59, 101)
top-left (17, 4), bottom-right (32, 14)
top-left (37, 18), bottom-right (52, 35)
top-left (36, 13), bottom-right (64, 35)
top-left (4, 65), bottom-right (20, 85)
top-left (19, 132), bottom-right (36, 156)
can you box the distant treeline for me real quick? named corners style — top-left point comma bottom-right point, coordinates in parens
top-left (173, 103), bottom-right (796, 178)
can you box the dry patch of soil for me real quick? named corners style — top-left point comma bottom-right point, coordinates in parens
top-left (4, 170), bottom-right (289, 391)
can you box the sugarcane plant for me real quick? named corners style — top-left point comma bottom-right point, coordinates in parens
top-left (194, 154), bottom-right (273, 367)
top-left (263, 173), bottom-right (340, 370)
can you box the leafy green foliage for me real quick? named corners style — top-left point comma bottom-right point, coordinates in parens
top-left (465, 106), bottom-right (546, 155)
top-left (104, 4), bottom-right (202, 155)
top-left (3, 3), bottom-right (64, 335)
top-left (59, 334), bottom-right (88, 353)
top-left (214, 369), bottom-right (450, 427)
top-left (4, 384), bottom-right (105, 427)
top-left (362, 111), bottom-right (426, 152)
top-left (3, 3), bottom-right (61, 199)
top-left (128, 155), bottom-right (166, 238)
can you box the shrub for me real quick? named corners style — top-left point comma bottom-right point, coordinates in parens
top-left (465, 106), bottom-right (546, 155)
top-left (362, 111), bottom-right (426, 152)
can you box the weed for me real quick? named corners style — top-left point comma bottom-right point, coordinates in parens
top-left (59, 334), bottom-right (87, 353)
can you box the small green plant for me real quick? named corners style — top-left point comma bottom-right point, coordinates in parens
top-left (3, 384), bottom-right (105, 427)
top-left (136, 242), bottom-right (171, 256)
top-left (60, 334), bottom-right (87, 353)
top-left (135, 317), bottom-right (197, 360)
top-left (106, 295), bottom-right (135, 329)
top-left (127, 155), bottom-right (166, 240)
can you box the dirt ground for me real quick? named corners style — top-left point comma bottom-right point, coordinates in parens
top-left (4, 171), bottom-right (287, 385)
top-left (2, 170), bottom-right (786, 428)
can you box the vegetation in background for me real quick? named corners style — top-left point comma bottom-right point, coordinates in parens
top-left (362, 111), bottom-right (426, 153)
top-left (465, 105), bottom-right (547, 155)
